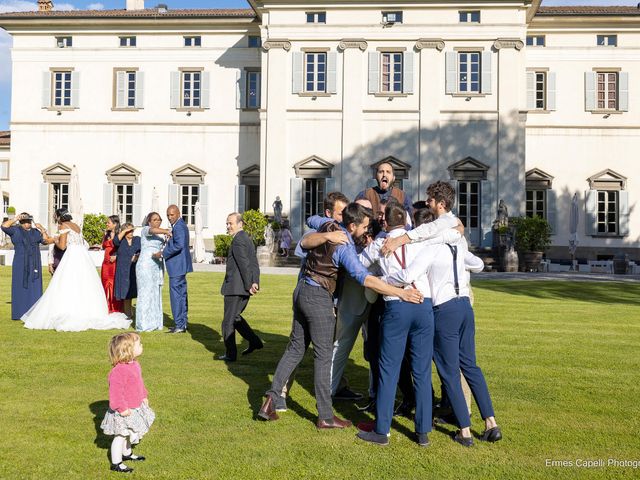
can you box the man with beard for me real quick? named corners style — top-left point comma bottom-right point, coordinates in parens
top-left (356, 162), bottom-right (413, 221)
top-left (258, 203), bottom-right (424, 428)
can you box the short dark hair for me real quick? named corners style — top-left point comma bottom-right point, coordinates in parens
top-left (342, 202), bottom-right (372, 228)
top-left (385, 201), bottom-right (406, 228)
top-left (412, 200), bottom-right (427, 211)
top-left (324, 191), bottom-right (350, 215)
top-left (143, 211), bottom-right (160, 227)
top-left (426, 181), bottom-right (456, 211)
top-left (413, 208), bottom-right (436, 227)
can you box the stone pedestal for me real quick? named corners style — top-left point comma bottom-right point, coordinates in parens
top-left (257, 246), bottom-right (276, 267)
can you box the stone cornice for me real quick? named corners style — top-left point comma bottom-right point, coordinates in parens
top-left (415, 38), bottom-right (445, 51)
top-left (338, 39), bottom-right (367, 51)
top-left (263, 39), bottom-right (291, 51)
top-left (493, 38), bottom-right (524, 50)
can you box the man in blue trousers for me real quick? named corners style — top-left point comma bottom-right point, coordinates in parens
top-left (155, 204), bottom-right (193, 334)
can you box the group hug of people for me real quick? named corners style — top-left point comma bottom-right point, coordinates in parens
top-left (1, 205), bottom-right (192, 333)
top-left (258, 163), bottom-right (502, 448)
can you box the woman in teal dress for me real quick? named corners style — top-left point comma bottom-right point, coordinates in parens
top-left (135, 212), bottom-right (171, 331)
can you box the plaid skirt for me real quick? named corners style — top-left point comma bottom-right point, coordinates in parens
top-left (100, 403), bottom-right (155, 442)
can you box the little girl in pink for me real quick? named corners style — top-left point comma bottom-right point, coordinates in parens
top-left (100, 332), bottom-right (155, 473)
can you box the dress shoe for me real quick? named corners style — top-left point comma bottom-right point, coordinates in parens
top-left (258, 395), bottom-right (279, 421)
top-left (316, 415), bottom-right (352, 429)
top-left (393, 400), bottom-right (415, 418)
top-left (416, 433), bottom-right (430, 447)
top-left (122, 454), bottom-right (145, 462)
top-left (333, 387), bottom-right (363, 402)
top-left (110, 463), bottom-right (133, 473)
top-left (356, 430), bottom-right (389, 446)
top-left (356, 399), bottom-right (376, 413)
top-left (452, 430), bottom-right (474, 447)
top-left (241, 342), bottom-right (264, 356)
top-left (480, 426), bottom-right (503, 443)
top-left (274, 396), bottom-right (287, 412)
top-left (217, 354), bottom-right (236, 362)
top-left (356, 420), bottom-right (375, 432)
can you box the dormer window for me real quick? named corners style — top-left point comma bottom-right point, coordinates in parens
top-left (56, 36), bottom-right (72, 48)
top-left (306, 12), bottom-right (326, 23)
top-left (382, 11), bottom-right (403, 24)
top-left (459, 11), bottom-right (480, 23)
top-left (119, 36), bottom-right (136, 47)
top-left (184, 36), bottom-right (202, 47)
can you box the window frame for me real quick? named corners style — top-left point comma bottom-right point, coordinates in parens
top-left (596, 34), bottom-right (617, 47)
top-left (306, 11), bottom-right (326, 23)
top-left (51, 69), bottom-right (73, 108)
top-left (380, 51), bottom-right (404, 93)
top-left (113, 68), bottom-right (139, 110)
top-left (459, 10), bottom-right (480, 23)
top-left (0, 160), bottom-right (9, 181)
top-left (248, 35), bottom-right (261, 48)
top-left (303, 178), bottom-right (326, 220)
top-left (51, 182), bottom-right (70, 212)
top-left (119, 36), bottom-right (137, 48)
top-left (534, 71), bottom-right (546, 110)
top-left (181, 69), bottom-right (203, 109)
top-left (179, 184), bottom-right (200, 226)
top-left (113, 183), bottom-right (135, 224)
top-left (526, 35), bottom-right (545, 47)
top-left (596, 71), bottom-right (618, 111)
top-left (55, 36), bottom-right (72, 48)
top-left (184, 36), bottom-right (202, 47)
top-left (457, 51), bottom-right (481, 94)
top-left (245, 70), bottom-right (261, 109)
top-left (596, 189), bottom-right (619, 235)
top-left (525, 189), bottom-right (547, 219)
top-left (304, 52), bottom-right (327, 93)
top-left (382, 11), bottom-right (403, 24)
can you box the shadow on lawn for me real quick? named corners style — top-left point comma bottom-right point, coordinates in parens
top-left (476, 280), bottom-right (640, 306)
top-left (89, 400), bottom-right (111, 460)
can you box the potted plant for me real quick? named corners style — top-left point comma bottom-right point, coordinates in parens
top-left (6, 206), bottom-right (16, 220)
top-left (511, 216), bottom-right (551, 272)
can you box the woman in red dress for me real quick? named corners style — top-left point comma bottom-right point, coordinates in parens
top-left (101, 215), bottom-right (125, 314)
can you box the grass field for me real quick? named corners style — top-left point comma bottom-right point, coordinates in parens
top-left (0, 266), bottom-right (639, 479)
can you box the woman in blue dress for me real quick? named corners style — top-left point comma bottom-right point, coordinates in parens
top-left (1, 213), bottom-right (51, 319)
top-left (113, 222), bottom-right (141, 319)
top-left (135, 212), bottom-right (171, 331)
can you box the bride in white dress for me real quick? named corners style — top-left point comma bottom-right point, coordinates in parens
top-left (22, 209), bottom-right (131, 332)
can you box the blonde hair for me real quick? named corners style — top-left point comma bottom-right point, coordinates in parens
top-left (108, 332), bottom-right (141, 366)
top-left (121, 222), bottom-right (134, 231)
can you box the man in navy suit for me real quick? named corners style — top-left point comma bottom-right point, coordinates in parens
top-left (155, 204), bottom-right (193, 333)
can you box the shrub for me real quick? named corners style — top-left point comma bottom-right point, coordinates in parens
top-left (7, 206), bottom-right (16, 215)
top-left (242, 209), bottom-right (268, 247)
top-left (82, 213), bottom-right (108, 247)
top-left (214, 234), bottom-right (232, 258)
top-left (511, 216), bottom-right (551, 252)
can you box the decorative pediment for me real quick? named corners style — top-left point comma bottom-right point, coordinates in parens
top-left (240, 164), bottom-right (260, 186)
top-left (526, 168), bottom-right (554, 189)
top-left (370, 156), bottom-right (411, 180)
top-left (171, 163), bottom-right (206, 184)
top-left (294, 155), bottom-right (334, 179)
top-left (587, 169), bottom-right (626, 190)
top-left (448, 156), bottom-right (489, 181)
top-left (105, 163), bottom-right (141, 183)
top-left (41, 163), bottom-right (71, 182)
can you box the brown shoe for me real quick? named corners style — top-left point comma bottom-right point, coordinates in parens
top-left (258, 395), bottom-right (279, 421)
top-left (316, 415), bottom-right (352, 429)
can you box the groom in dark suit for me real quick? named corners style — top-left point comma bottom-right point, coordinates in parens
top-left (156, 205), bottom-right (193, 334)
top-left (218, 212), bottom-right (263, 361)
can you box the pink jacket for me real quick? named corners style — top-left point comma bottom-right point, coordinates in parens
top-left (108, 361), bottom-right (148, 412)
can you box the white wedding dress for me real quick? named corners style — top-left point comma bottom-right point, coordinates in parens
top-left (22, 229), bottom-right (131, 332)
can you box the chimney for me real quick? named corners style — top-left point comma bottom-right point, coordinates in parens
top-left (126, 0), bottom-right (145, 10)
top-left (38, 0), bottom-right (54, 11)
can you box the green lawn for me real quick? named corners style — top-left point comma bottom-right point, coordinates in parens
top-left (0, 267), bottom-right (639, 479)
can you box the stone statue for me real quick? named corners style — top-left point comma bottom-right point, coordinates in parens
top-left (493, 199), bottom-right (509, 231)
top-left (264, 223), bottom-right (275, 252)
top-left (272, 196), bottom-right (283, 224)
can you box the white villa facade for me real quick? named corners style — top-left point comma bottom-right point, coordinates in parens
top-left (0, 0), bottom-right (638, 260)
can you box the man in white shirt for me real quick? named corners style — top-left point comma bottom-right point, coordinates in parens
top-left (355, 201), bottom-right (460, 446)
top-left (387, 181), bottom-right (502, 447)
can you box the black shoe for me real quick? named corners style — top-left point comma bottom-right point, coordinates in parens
top-left (110, 463), bottom-right (133, 473)
top-left (217, 354), bottom-right (236, 362)
top-left (452, 430), bottom-right (474, 447)
top-left (480, 426), bottom-right (502, 443)
top-left (416, 433), bottom-right (430, 447)
top-left (356, 430), bottom-right (389, 446)
top-left (241, 342), bottom-right (264, 356)
top-left (122, 454), bottom-right (145, 462)
top-left (393, 401), bottom-right (415, 418)
top-left (333, 387), bottom-right (363, 402)
top-left (356, 399), bottom-right (376, 413)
